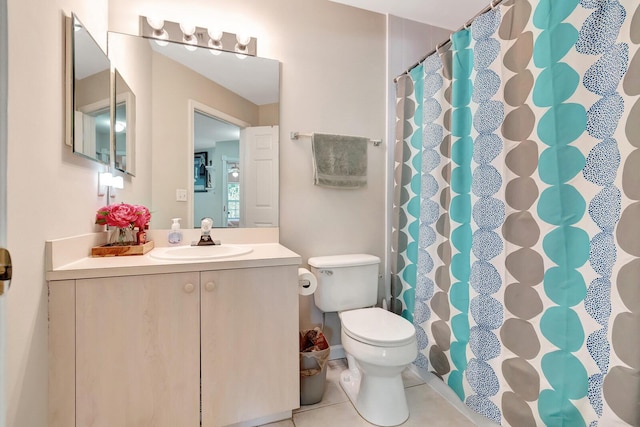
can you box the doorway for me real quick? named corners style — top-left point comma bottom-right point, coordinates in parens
top-left (192, 111), bottom-right (241, 228)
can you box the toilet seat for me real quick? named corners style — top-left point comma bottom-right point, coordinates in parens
top-left (340, 307), bottom-right (415, 347)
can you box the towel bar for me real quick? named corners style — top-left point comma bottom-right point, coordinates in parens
top-left (291, 131), bottom-right (382, 147)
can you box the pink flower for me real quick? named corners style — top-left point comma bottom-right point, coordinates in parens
top-left (96, 203), bottom-right (151, 229)
top-left (133, 205), bottom-right (151, 229)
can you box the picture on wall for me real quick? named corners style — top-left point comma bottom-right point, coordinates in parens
top-left (194, 151), bottom-right (208, 192)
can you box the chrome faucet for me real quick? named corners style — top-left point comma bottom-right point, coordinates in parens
top-left (197, 218), bottom-right (218, 246)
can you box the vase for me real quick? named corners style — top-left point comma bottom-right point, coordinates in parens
top-left (109, 226), bottom-right (137, 246)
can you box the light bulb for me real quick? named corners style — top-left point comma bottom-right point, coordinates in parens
top-left (208, 29), bottom-right (223, 42)
top-left (180, 22), bottom-right (196, 36)
top-left (146, 17), bottom-right (164, 31)
top-left (236, 33), bottom-right (251, 47)
top-left (114, 121), bottom-right (126, 133)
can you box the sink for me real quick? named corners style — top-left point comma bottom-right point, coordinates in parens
top-left (149, 244), bottom-right (253, 261)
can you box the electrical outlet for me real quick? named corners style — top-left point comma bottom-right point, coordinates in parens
top-left (176, 189), bottom-right (188, 202)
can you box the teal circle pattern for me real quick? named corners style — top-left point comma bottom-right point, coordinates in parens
top-left (544, 266), bottom-right (587, 307)
top-left (537, 185), bottom-right (587, 225)
top-left (542, 226), bottom-right (590, 268)
top-left (537, 104), bottom-right (587, 146)
top-left (540, 308), bottom-right (586, 352)
top-left (449, 28), bottom-right (474, 403)
top-left (533, 24), bottom-right (580, 68)
top-left (533, 0), bottom-right (589, 424)
top-left (541, 351), bottom-right (589, 399)
top-left (538, 145), bottom-right (586, 185)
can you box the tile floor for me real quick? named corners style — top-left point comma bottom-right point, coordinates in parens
top-left (261, 359), bottom-right (494, 427)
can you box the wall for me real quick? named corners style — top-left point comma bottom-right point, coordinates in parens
top-left (108, 0), bottom-right (387, 344)
top-left (5, 1), bottom-right (118, 426)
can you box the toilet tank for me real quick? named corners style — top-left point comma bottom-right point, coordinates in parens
top-left (308, 254), bottom-right (380, 312)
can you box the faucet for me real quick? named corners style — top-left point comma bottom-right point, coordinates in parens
top-left (196, 218), bottom-right (219, 246)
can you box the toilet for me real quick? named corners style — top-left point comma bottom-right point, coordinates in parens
top-left (308, 254), bottom-right (417, 427)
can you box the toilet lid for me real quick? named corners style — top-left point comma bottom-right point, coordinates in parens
top-left (341, 307), bottom-right (416, 347)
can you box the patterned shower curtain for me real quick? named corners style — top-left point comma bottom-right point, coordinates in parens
top-left (390, 0), bottom-right (640, 426)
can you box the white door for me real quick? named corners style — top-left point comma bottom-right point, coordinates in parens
top-left (239, 126), bottom-right (279, 227)
top-left (0, 0), bottom-right (9, 424)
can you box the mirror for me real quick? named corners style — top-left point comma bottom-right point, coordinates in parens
top-left (107, 31), bottom-right (280, 228)
top-left (67, 14), bottom-right (111, 165)
top-left (114, 70), bottom-right (135, 175)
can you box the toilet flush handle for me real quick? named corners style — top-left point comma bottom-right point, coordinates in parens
top-left (318, 269), bottom-right (333, 276)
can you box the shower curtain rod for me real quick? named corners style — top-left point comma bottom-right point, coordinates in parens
top-left (393, 0), bottom-right (505, 83)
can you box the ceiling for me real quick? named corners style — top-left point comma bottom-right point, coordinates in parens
top-left (329, 0), bottom-right (492, 30)
top-left (194, 111), bottom-right (240, 150)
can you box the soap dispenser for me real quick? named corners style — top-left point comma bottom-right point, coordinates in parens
top-left (168, 218), bottom-right (183, 245)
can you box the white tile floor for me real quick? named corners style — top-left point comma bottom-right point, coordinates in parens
top-left (261, 359), bottom-right (491, 427)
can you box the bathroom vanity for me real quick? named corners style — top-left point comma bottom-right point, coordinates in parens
top-left (47, 234), bottom-right (301, 427)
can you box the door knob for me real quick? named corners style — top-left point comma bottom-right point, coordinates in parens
top-left (184, 283), bottom-right (195, 293)
top-left (0, 248), bottom-right (12, 296)
top-left (205, 281), bottom-right (216, 292)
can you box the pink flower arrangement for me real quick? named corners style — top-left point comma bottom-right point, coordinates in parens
top-left (95, 203), bottom-right (151, 229)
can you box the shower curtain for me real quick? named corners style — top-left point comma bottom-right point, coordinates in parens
top-left (391, 0), bottom-right (640, 426)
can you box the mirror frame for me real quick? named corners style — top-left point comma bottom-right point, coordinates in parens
top-left (65, 13), bottom-right (112, 165)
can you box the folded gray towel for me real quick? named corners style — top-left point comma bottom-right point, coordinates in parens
top-left (311, 133), bottom-right (368, 189)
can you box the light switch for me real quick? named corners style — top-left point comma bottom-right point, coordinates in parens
top-left (176, 189), bottom-right (188, 202)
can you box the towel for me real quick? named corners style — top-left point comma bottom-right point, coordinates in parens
top-left (311, 133), bottom-right (368, 189)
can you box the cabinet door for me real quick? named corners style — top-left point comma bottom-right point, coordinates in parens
top-left (76, 272), bottom-right (200, 427)
top-left (201, 266), bottom-right (299, 426)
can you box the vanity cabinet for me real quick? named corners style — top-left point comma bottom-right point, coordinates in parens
top-left (49, 265), bottom-right (299, 427)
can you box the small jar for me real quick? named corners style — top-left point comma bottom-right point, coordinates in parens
top-left (136, 227), bottom-right (147, 245)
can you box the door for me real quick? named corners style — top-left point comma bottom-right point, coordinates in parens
top-left (75, 273), bottom-right (200, 427)
top-left (0, 0), bottom-right (9, 424)
top-left (200, 267), bottom-right (299, 426)
top-left (240, 126), bottom-right (279, 227)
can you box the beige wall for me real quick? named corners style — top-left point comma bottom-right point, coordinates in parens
top-left (258, 102), bottom-right (279, 126)
top-left (6, 1), bottom-right (110, 426)
top-left (74, 69), bottom-right (110, 108)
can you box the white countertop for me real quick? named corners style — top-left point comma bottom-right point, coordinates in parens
top-left (47, 243), bottom-right (302, 281)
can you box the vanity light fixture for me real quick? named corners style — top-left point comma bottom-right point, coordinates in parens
top-left (140, 16), bottom-right (257, 56)
top-left (98, 172), bottom-right (124, 198)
